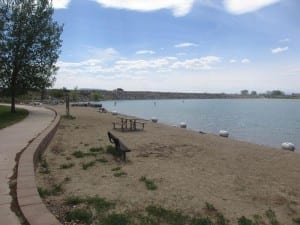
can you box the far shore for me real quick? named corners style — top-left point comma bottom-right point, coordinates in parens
top-left (36, 105), bottom-right (300, 224)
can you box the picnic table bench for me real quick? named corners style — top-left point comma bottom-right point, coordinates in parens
top-left (107, 131), bottom-right (131, 161)
top-left (113, 116), bottom-right (145, 132)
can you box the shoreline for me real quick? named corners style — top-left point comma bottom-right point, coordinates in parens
top-left (36, 105), bottom-right (300, 224)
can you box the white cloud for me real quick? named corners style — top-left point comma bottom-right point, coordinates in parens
top-left (171, 56), bottom-right (220, 70)
top-left (175, 42), bottom-right (198, 48)
top-left (136, 50), bottom-right (156, 55)
top-left (271, 46), bottom-right (288, 54)
top-left (93, 0), bottom-right (195, 16)
top-left (224, 0), bottom-right (280, 14)
top-left (52, 0), bottom-right (71, 9)
top-left (56, 55), bottom-right (220, 86)
top-left (229, 59), bottom-right (237, 63)
top-left (87, 47), bottom-right (120, 61)
top-left (241, 58), bottom-right (250, 63)
top-left (279, 38), bottom-right (290, 43)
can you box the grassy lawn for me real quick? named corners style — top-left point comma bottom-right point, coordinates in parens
top-left (0, 105), bottom-right (29, 129)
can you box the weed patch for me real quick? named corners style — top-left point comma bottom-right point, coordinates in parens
top-left (89, 147), bottom-right (104, 153)
top-left (293, 218), bottom-right (300, 224)
top-left (39, 158), bottom-right (50, 174)
top-left (96, 157), bottom-right (108, 163)
top-left (37, 183), bottom-right (63, 198)
top-left (65, 196), bottom-right (85, 205)
top-left (60, 163), bottom-right (74, 169)
top-left (190, 217), bottom-right (214, 225)
top-left (205, 202), bottom-right (217, 212)
top-left (101, 213), bottom-right (131, 225)
top-left (72, 150), bottom-right (86, 158)
top-left (238, 216), bottom-right (253, 225)
top-left (82, 161), bottom-right (96, 170)
top-left (106, 145), bottom-right (121, 157)
top-left (111, 167), bottom-right (121, 171)
top-left (86, 195), bottom-right (114, 213)
top-left (72, 150), bottom-right (96, 158)
top-left (265, 209), bottom-right (279, 225)
top-left (113, 171), bottom-right (127, 177)
top-left (146, 205), bottom-right (189, 225)
top-left (62, 114), bottom-right (76, 120)
top-left (140, 176), bottom-right (157, 190)
top-left (66, 208), bottom-right (92, 225)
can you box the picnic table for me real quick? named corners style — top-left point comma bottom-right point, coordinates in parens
top-left (113, 116), bottom-right (145, 132)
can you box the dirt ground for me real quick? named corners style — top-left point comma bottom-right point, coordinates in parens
top-left (36, 105), bottom-right (300, 224)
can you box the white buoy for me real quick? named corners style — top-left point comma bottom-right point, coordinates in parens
top-left (112, 110), bottom-right (118, 115)
top-left (151, 117), bottom-right (158, 123)
top-left (281, 142), bottom-right (295, 151)
top-left (219, 130), bottom-right (229, 138)
top-left (180, 122), bottom-right (187, 128)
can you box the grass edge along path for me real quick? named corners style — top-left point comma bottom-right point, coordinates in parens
top-left (0, 105), bottom-right (29, 129)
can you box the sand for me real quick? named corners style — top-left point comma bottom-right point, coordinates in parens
top-left (36, 105), bottom-right (300, 224)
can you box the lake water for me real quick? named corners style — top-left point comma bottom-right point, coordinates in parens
top-left (100, 99), bottom-right (300, 151)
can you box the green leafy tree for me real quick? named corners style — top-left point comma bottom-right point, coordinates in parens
top-left (90, 91), bottom-right (102, 101)
top-left (240, 90), bottom-right (249, 95)
top-left (70, 86), bottom-right (79, 101)
top-left (0, 0), bottom-right (63, 112)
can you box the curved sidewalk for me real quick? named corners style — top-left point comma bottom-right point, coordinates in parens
top-left (0, 105), bottom-right (56, 225)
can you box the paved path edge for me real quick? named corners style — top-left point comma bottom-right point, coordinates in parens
top-left (16, 107), bottom-right (63, 225)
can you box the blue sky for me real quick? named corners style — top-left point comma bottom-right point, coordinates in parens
top-left (52, 0), bottom-right (300, 93)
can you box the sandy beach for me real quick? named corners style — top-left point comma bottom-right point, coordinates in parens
top-left (36, 105), bottom-right (300, 224)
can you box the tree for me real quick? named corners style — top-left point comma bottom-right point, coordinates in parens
top-left (240, 90), bottom-right (249, 95)
top-left (70, 86), bottom-right (79, 101)
top-left (90, 91), bottom-right (102, 101)
top-left (271, 90), bottom-right (284, 96)
top-left (0, 0), bottom-right (63, 112)
top-left (250, 90), bottom-right (257, 96)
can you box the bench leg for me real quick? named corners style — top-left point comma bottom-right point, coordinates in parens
top-left (122, 152), bottom-right (126, 161)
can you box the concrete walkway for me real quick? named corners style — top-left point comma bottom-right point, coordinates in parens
top-left (0, 105), bottom-right (55, 225)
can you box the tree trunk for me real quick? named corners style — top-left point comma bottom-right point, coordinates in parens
top-left (10, 71), bottom-right (17, 113)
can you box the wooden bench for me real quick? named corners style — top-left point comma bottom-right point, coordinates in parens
top-left (107, 131), bottom-right (131, 161)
